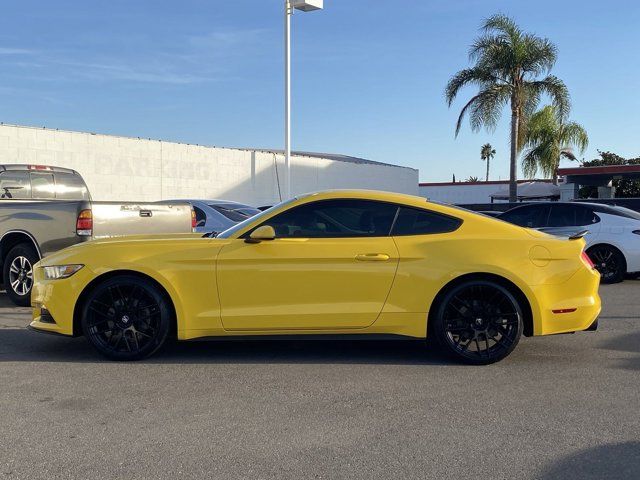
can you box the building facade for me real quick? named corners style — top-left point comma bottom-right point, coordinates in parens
top-left (0, 124), bottom-right (418, 205)
top-left (419, 179), bottom-right (577, 205)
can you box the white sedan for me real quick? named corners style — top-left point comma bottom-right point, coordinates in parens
top-left (499, 202), bottom-right (640, 283)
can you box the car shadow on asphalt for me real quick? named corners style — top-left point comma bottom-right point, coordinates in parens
top-left (0, 327), bottom-right (454, 365)
top-left (597, 330), bottom-right (640, 371)
top-left (534, 441), bottom-right (640, 479)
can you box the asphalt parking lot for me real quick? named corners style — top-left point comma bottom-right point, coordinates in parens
top-left (1, 282), bottom-right (639, 480)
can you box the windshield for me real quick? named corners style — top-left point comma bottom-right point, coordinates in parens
top-left (209, 204), bottom-right (261, 222)
top-left (216, 197), bottom-right (298, 238)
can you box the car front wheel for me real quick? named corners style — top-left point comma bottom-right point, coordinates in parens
top-left (81, 275), bottom-right (173, 361)
top-left (432, 280), bottom-right (524, 365)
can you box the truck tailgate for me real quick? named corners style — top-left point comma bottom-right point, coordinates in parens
top-left (91, 202), bottom-right (192, 238)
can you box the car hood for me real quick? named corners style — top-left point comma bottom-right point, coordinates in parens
top-left (38, 233), bottom-right (220, 267)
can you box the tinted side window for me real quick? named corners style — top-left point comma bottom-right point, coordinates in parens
top-left (547, 205), bottom-right (598, 227)
top-left (0, 171), bottom-right (32, 199)
top-left (193, 206), bottom-right (207, 227)
top-left (500, 205), bottom-right (549, 228)
top-left (258, 199), bottom-right (398, 238)
top-left (576, 206), bottom-right (599, 225)
top-left (30, 173), bottom-right (55, 199)
top-left (392, 207), bottom-right (462, 235)
top-left (55, 173), bottom-right (90, 200)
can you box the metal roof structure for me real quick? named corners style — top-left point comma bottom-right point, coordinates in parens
top-left (558, 165), bottom-right (640, 186)
top-left (242, 148), bottom-right (413, 170)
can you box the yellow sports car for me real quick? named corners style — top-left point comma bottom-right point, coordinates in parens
top-left (29, 190), bottom-right (601, 364)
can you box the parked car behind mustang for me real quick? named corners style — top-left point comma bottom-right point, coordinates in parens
top-left (158, 199), bottom-right (261, 234)
top-left (498, 202), bottom-right (640, 283)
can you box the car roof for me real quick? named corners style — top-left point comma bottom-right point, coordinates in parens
top-left (285, 190), bottom-right (497, 222)
top-left (0, 164), bottom-right (79, 174)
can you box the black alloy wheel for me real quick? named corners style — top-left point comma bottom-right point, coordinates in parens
top-left (587, 245), bottom-right (626, 284)
top-left (3, 243), bottom-right (39, 307)
top-left (433, 280), bottom-right (523, 365)
top-left (81, 275), bottom-right (172, 360)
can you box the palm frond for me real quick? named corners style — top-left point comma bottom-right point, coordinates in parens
top-left (468, 84), bottom-right (512, 133)
top-left (522, 104), bottom-right (588, 179)
top-left (481, 14), bottom-right (521, 41)
top-left (561, 121), bottom-right (589, 153)
top-left (560, 149), bottom-right (578, 161)
top-left (445, 67), bottom-right (500, 106)
top-left (527, 76), bottom-right (571, 120)
top-left (520, 35), bottom-right (557, 75)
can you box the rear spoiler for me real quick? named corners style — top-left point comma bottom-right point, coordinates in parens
top-left (568, 230), bottom-right (589, 240)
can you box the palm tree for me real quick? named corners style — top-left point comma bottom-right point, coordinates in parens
top-left (522, 105), bottom-right (588, 184)
top-left (445, 14), bottom-right (570, 202)
top-left (466, 176), bottom-right (480, 182)
top-left (480, 143), bottom-right (496, 181)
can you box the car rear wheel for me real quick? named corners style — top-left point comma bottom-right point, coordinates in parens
top-left (587, 245), bottom-right (626, 284)
top-left (3, 243), bottom-right (39, 307)
top-left (432, 280), bottom-right (523, 365)
top-left (81, 275), bottom-right (172, 361)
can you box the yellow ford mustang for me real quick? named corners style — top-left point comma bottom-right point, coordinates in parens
top-left (29, 190), bottom-right (601, 364)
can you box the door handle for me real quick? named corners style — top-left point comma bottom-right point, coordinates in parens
top-left (139, 210), bottom-right (152, 217)
top-left (355, 253), bottom-right (390, 262)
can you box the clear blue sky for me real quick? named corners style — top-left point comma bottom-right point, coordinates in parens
top-left (0, 0), bottom-right (638, 182)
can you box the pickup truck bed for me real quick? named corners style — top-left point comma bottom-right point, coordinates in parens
top-left (0, 199), bottom-right (193, 305)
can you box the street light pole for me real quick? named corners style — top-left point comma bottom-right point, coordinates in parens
top-left (284, 0), bottom-right (292, 200)
top-left (283, 0), bottom-right (323, 200)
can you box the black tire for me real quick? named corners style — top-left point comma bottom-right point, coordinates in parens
top-left (80, 275), bottom-right (173, 361)
top-left (587, 245), bottom-right (626, 284)
top-left (3, 243), bottom-right (39, 307)
top-left (431, 280), bottom-right (523, 365)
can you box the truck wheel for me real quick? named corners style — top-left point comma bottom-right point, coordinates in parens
top-left (3, 244), bottom-right (39, 306)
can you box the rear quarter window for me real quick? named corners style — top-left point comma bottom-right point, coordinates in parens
top-left (391, 207), bottom-right (462, 236)
top-left (54, 173), bottom-right (90, 200)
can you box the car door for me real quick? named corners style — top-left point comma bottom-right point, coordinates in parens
top-left (216, 199), bottom-right (400, 331)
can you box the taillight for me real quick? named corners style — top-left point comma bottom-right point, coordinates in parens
top-left (191, 208), bottom-right (197, 230)
top-left (76, 209), bottom-right (93, 236)
top-left (581, 250), bottom-right (595, 269)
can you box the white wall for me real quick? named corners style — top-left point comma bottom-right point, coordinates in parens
top-left (0, 124), bottom-right (418, 205)
top-left (419, 182), bottom-right (510, 204)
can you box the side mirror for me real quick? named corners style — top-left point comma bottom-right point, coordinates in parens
top-left (245, 225), bottom-right (276, 243)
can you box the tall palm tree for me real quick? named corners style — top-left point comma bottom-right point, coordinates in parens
top-left (480, 143), bottom-right (496, 181)
top-left (522, 105), bottom-right (588, 184)
top-left (445, 14), bottom-right (570, 202)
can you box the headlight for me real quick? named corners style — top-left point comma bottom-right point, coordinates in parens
top-left (43, 265), bottom-right (84, 280)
